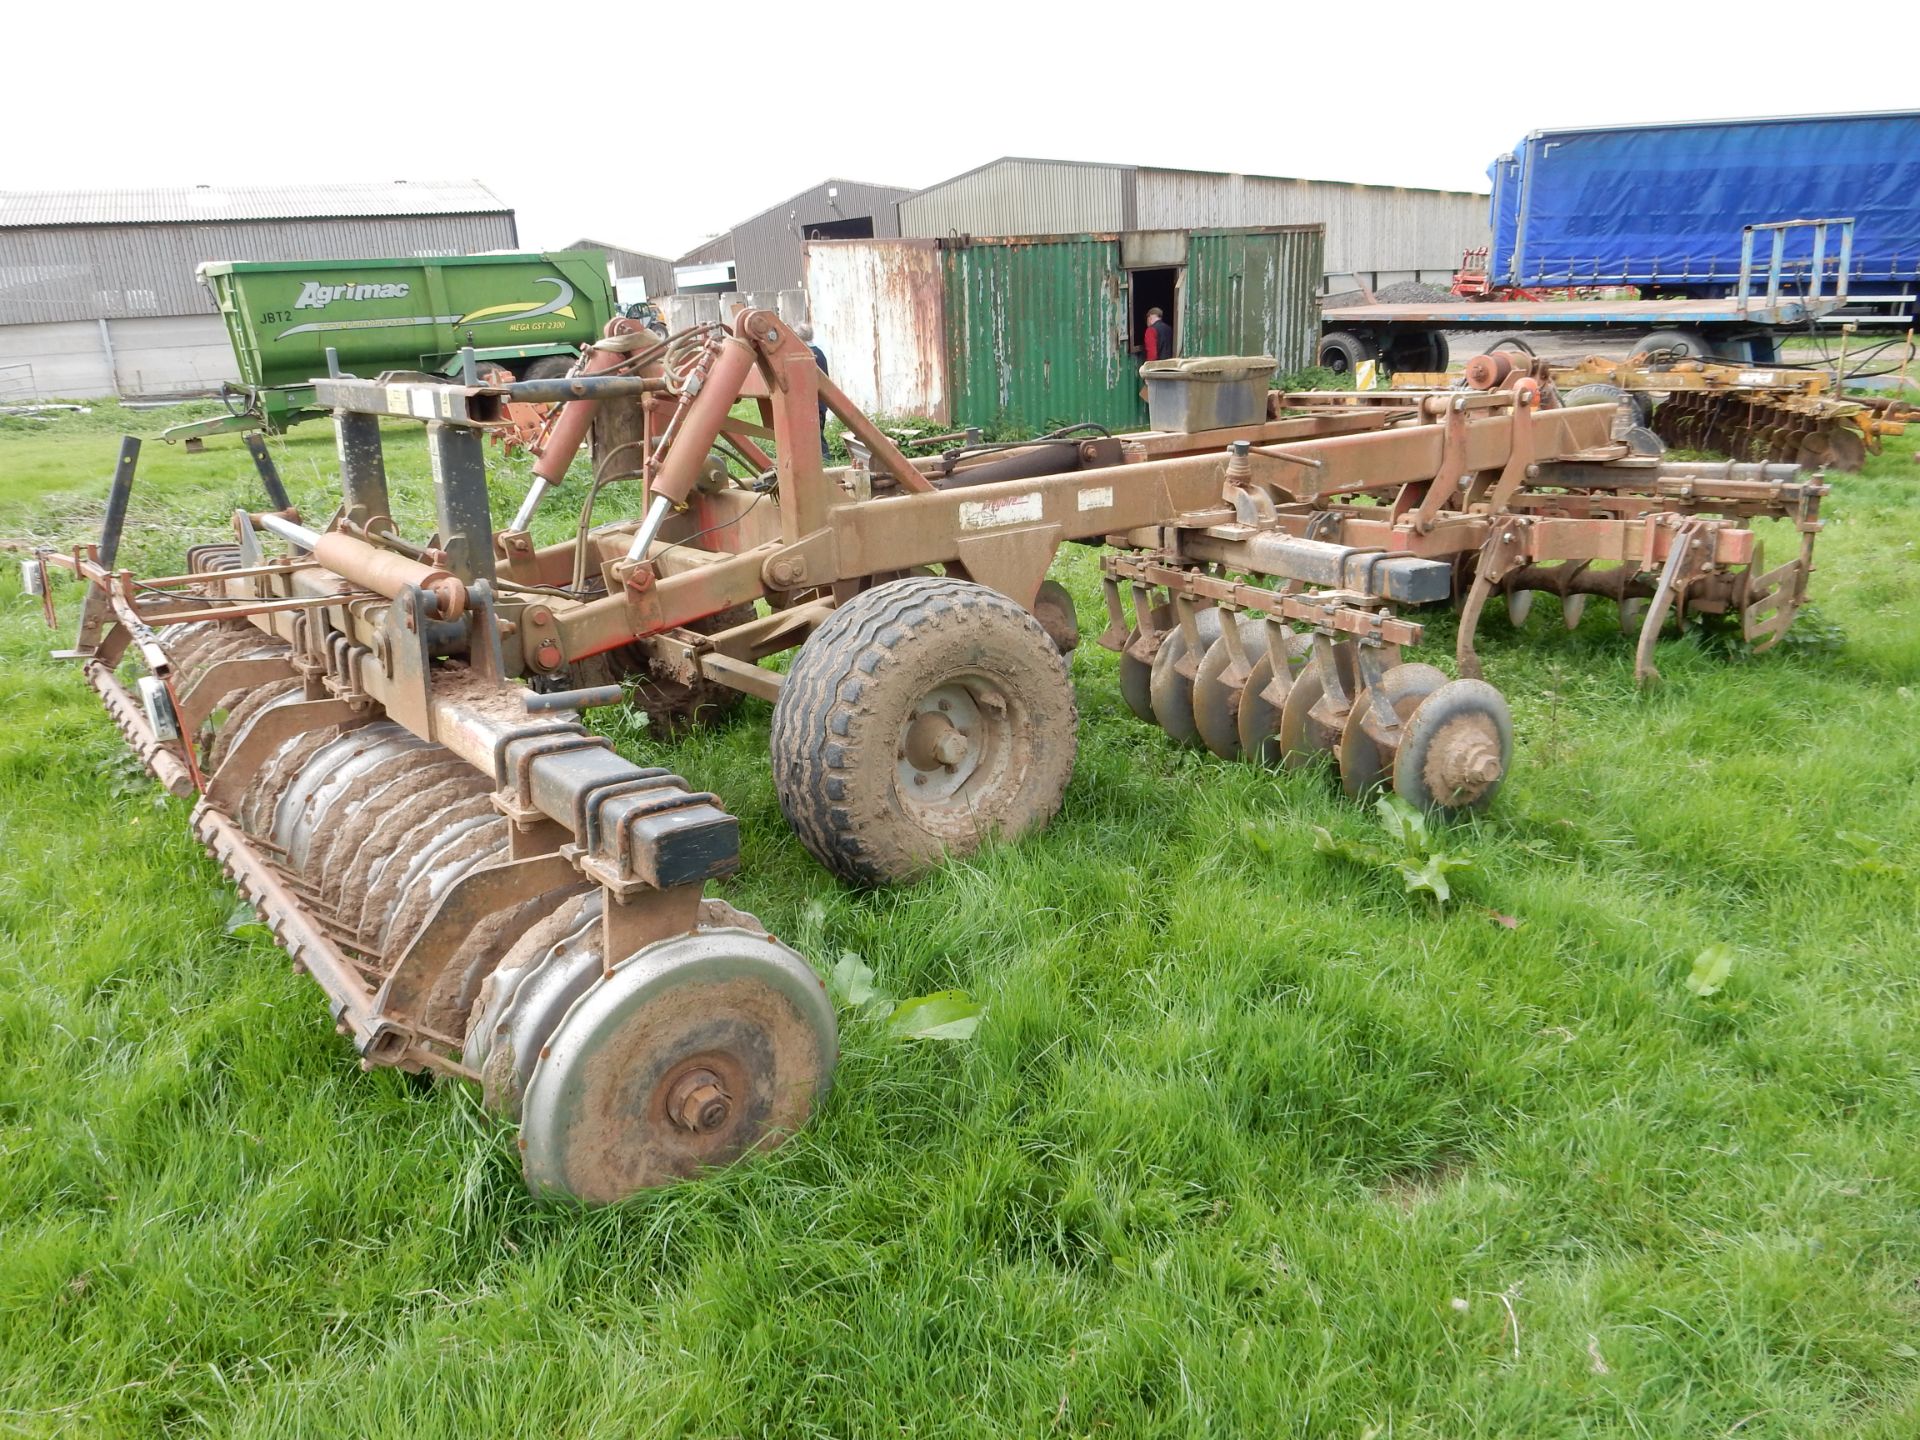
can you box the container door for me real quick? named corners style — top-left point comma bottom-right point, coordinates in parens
top-left (942, 236), bottom-right (1143, 432)
top-left (1182, 227), bottom-right (1323, 372)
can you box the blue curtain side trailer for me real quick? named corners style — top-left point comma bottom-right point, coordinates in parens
top-left (1488, 111), bottom-right (1920, 304)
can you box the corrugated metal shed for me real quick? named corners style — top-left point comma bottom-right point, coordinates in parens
top-left (687, 178), bottom-right (913, 293)
top-left (807, 240), bottom-right (948, 420)
top-left (0, 213), bottom-right (519, 324)
top-left (567, 238), bottom-right (674, 300)
top-left (0, 180), bottom-right (510, 228)
top-left (897, 159), bottom-right (1134, 239)
top-left (1135, 169), bottom-right (1484, 281)
top-left (900, 158), bottom-right (1487, 285)
top-left (677, 233), bottom-right (735, 267)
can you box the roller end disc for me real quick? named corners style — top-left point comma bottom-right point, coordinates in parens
top-left (1148, 608), bottom-right (1224, 747)
top-left (1392, 679), bottom-right (1513, 815)
top-left (1336, 663), bottom-right (1448, 798)
top-left (519, 929), bottom-right (837, 1205)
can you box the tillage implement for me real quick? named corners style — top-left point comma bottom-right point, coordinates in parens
top-left (15, 318), bottom-right (1826, 1201)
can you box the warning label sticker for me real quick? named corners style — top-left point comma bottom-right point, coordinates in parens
top-left (959, 492), bottom-right (1045, 530)
top-left (1077, 486), bottom-right (1114, 511)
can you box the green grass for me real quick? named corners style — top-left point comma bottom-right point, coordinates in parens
top-left (2, 407), bottom-right (1919, 1437)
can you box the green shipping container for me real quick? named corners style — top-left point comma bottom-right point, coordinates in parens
top-left (943, 235), bottom-right (1141, 432)
top-left (940, 227), bottom-right (1323, 433)
top-left (1182, 226), bottom-right (1323, 372)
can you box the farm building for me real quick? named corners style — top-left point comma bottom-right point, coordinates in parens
top-left (0, 181), bottom-right (516, 400)
top-left (565, 238), bottom-right (674, 306)
top-left (896, 158), bottom-right (1488, 294)
top-left (672, 178), bottom-right (914, 294)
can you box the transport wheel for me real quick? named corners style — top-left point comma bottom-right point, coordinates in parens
top-left (1629, 330), bottom-right (1715, 363)
top-left (770, 576), bottom-right (1076, 886)
top-left (1119, 603), bottom-right (1174, 723)
top-left (519, 355), bottom-right (577, 382)
top-left (1148, 607), bottom-right (1225, 746)
top-left (1236, 631), bottom-right (1313, 765)
top-left (1190, 616), bottom-right (1266, 760)
top-left (517, 921), bottom-right (837, 1204)
top-left (1562, 382), bottom-right (1653, 430)
top-left (1393, 678), bottom-right (1512, 815)
top-left (1318, 331), bottom-right (1380, 376)
top-left (1337, 663), bottom-right (1448, 799)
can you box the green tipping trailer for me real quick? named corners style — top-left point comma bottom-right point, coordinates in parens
top-left (164, 250), bottom-right (615, 447)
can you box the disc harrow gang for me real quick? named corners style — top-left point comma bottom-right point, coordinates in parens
top-left (10, 313), bottom-right (1830, 1202)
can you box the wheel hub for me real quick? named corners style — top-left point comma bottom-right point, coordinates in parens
top-left (896, 680), bottom-right (993, 801)
top-left (665, 1065), bottom-right (734, 1133)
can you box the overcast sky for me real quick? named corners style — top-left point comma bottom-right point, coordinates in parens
top-left (11, 4), bottom-right (1911, 258)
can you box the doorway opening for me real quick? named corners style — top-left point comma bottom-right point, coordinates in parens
top-left (1129, 267), bottom-right (1180, 360)
top-left (804, 216), bottom-right (876, 242)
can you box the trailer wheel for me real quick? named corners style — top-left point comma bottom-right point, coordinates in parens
top-left (1385, 332), bottom-right (1450, 375)
top-left (1480, 334), bottom-right (1534, 357)
top-left (520, 355), bottom-right (578, 382)
top-left (770, 576), bottom-right (1077, 886)
top-left (1318, 331), bottom-right (1380, 376)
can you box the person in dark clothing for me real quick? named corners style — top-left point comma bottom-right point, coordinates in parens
top-left (1143, 307), bottom-right (1175, 363)
top-left (797, 321), bottom-right (831, 461)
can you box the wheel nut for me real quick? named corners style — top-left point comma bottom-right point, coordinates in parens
top-left (666, 1069), bottom-right (731, 1133)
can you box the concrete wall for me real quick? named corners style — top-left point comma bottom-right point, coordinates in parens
top-left (0, 313), bottom-right (238, 399)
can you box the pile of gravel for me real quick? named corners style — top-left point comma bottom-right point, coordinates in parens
top-left (1321, 280), bottom-right (1455, 308)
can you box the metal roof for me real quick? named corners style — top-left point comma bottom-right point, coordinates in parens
top-left (0, 180), bottom-right (511, 229)
top-left (912, 157), bottom-right (1488, 202)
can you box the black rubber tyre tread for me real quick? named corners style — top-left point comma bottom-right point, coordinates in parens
top-left (518, 355), bottom-right (577, 382)
top-left (1318, 331), bottom-right (1379, 375)
top-left (769, 576), bottom-right (1076, 887)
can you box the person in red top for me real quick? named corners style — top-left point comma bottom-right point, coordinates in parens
top-left (1142, 307), bottom-right (1174, 362)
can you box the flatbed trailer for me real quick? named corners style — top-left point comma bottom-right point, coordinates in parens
top-left (1322, 219), bottom-right (1856, 376)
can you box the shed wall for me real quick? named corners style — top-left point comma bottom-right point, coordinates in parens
top-left (731, 180), bottom-right (912, 292)
top-left (0, 313), bottom-right (237, 399)
top-left (1136, 170), bottom-right (1487, 281)
top-left (0, 213), bottom-right (519, 324)
top-left (900, 162), bottom-right (1132, 240)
